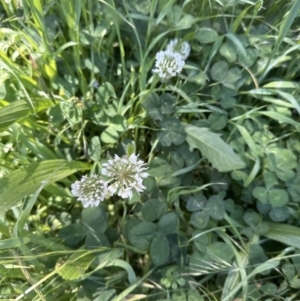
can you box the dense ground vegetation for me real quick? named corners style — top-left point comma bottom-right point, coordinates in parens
top-left (1, 0), bottom-right (300, 300)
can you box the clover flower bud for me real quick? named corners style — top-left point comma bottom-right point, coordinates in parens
top-left (102, 154), bottom-right (149, 199)
top-left (71, 175), bottom-right (107, 207)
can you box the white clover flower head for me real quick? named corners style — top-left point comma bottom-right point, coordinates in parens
top-left (101, 153), bottom-right (149, 199)
top-left (152, 50), bottom-right (185, 81)
top-left (166, 39), bottom-right (191, 60)
top-left (71, 175), bottom-right (107, 208)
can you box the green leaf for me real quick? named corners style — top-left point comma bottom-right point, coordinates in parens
top-left (252, 186), bottom-right (268, 204)
top-left (110, 115), bottom-right (127, 132)
top-left (0, 160), bottom-right (90, 215)
top-left (142, 199), bottom-right (167, 222)
top-left (265, 222), bottom-right (300, 249)
top-left (186, 194), bottom-right (207, 212)
top-left (207, 242), bottom-right (234, 263)
top-left (268, 189), bottom-right (289, 207)
top-left (157, 117), bottom-right (186, 147)
top-left (97, 82), bottom-right (116, 104)
top-left (196, 28), bottom-right (218, 44)
top-left (263, 172), bottom-right (278, 190)
top-left (243, 211), bottom-right (260, 227)
top-left (237, 48), bottom-right (257, 67)
top-left (85, 232), bottom-right (110, 248)
top-left (142, 92), bottom-right (163, 121)
top-left (260, 283), bottom-right (277, 295)
top-left (190, 211), bottom-right (209, 229)
top-left (269, 206), bottom-right (290, 222)
top-left (224, 68), bottom-right (241, 84)
top-left (192, 231), bottom-right (208, 253)
top-left (56, 252), bottom-right (94, 280)
top-left (210, 61), bottom-right (229, 82)
top-left (184, 125), bottom-right (245, 172)
top-left (82, 206), bottom-right (108, 233)
top-left (150, 233), bottom-right (170, 266)
top-left (219, 41), bottom-right (237, 63)
top-left (58, 224), bottom-right (87, 247)
top-left (0, 99), bottom-right (55, 131)
top-left (160, 93), bottom-right (176, 115)
top-left (157, 212), bottom-right (179, 235)
top-left (128, 221), bottom-right (156, 250)
top-left (94, 289), bottom-right (116, 301)
top-left (205, 195), bottom-right (225, 220)
top-left (87, 136), bottom-right (102, 162)
top-left (101, 126), bottom-right (119, 144)
top-left (208, 113), bottom-right (227, 131)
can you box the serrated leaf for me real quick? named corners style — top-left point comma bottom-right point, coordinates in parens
top-left (0, 160), bottom-right (90, 215)
top-left (184, 125), bottom-right (245, 172)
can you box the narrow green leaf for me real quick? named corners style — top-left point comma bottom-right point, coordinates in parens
top-left (0, 160), bottom-right (90, 215)
top-left (265, 222), bottom-right (300, 249)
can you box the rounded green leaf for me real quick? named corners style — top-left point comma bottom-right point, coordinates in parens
top-left (101, 126), bottom-right (119, 143)
top-left (150, 233), bottom-right (170, 266)
top-left (157, 117), bottom-right (186, 147)
top-left (190, 211), bottom-right (209, 229)
top-left (205, 195), bottom-right (225, 220)
top-left (269, 206), bottom-right (290, 222)
top-left (223, 68), bottom-right (241, 84)
top-left (128, 221), bottom-right (156, 250)
top-left (142, 92), bottom-right (163, 121)
top-left (82, 206), bottom-right (108, 233)
top-left (208, 113), bottom-right (227, 131)
top-left (268, 188), bottom-right (289, 207)
top-left (157, 212), bottom-right (179, 235)
top-left (207, 242), bottom-right (234, 263)
top-left (252, 186), bottom-right (268, 204)
top-left (87, 136), bottom-right (101, 162)
top-left (196, 28), bottom-right (218, 44)
top-left (210, 61), bottom-right (229, 82)
top-left (219, 42), bottom-right (237, 63)
top-left (186, 194), bottom-right (207, 212)
top-left (259, 283), bottom-right (277, 295)
top-left (243, 211), bottom-right (260, 227)
top-left (142, 199), bottom-right (167, 222)
top-left (110, 115), bottom-right (127, 132)
top-left (192, 231), bottom-right (208, 253)
top-left (238, 48), bottom-right (258, 67)
top-left (59, 224), bottom-right (87, 247)
top-left (220, 97), bottom-right (236, 109)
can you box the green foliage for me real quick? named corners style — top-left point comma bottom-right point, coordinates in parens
top-left (1, 0), bottom-right (300, 300)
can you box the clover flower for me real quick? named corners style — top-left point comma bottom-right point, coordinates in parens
top-left (152, 50), bottom-right (185, 81)
top-left (71, 175), bottom-right (107, 207)
top-left (166, 39), bottom-right (191, 60)
top-left (101, 154), bottom-right (149, 199)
